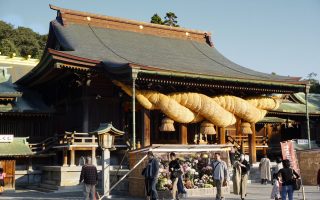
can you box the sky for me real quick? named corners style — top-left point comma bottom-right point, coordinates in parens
top-left (0, 0), bottom-right (319, 80)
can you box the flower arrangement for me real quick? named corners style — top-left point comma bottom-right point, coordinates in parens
top-left (156, 153), bottom-right (215, 191)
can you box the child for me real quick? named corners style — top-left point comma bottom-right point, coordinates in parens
top-left (0, 167), bottom-right (5, 194)
top-left (270, 173), bottom-right (280, 200)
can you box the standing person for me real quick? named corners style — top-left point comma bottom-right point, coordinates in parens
top-left (169, 152), bottom-right (182, 200)
top-left (79, 157), bottom-right (98, 200)
top-left (211, 152), bottom-right (229, 200)
top-left (277, 159), bottom-right (300, 200)
top-left (0, 167), bottom-right (5, 194)
top-left (143, 151), bottom-right (159, 200)
top-left (259, 155), bottom-right (271, 184)
top-left (270, 173), bottom-right (281, 200)
top-left (233, 154), bottom-right (250, 200)
top-left (275, 157), bottom-right (283, 173)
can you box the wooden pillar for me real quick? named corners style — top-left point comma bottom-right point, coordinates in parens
top-left (92, 147), bottom-right (97, 166)
top-left (154, 111), bottom-right (159, 143)
top-left (63, 148), bottom-right (68, 166)
top-left (179, 124), bottom-right (188, 144)
top-left (219, 127), bottom-right (226, 144)
top-left (70, 149), bottom-right (75, 166)
top-left (248, 123), bottom-right (257, 164)
top-left (262, 125), bottom-right (267, 156)
top-left (142, 109), bottom-right (151, 147)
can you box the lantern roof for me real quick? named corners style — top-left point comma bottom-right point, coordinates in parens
top-left (90, 123), bottom-right (124, 136)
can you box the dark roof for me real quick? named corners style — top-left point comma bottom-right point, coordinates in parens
top-left (51, 19), bottom-right (302, 83)
top-left (16, 5), bottom-right (306, 91)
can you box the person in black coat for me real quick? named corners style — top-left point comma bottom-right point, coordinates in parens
top-left (142, 151), bottom-right (159, 200)
top-left (277, 159), bottom-right (300, 200)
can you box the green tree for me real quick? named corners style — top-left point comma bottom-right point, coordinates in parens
top-left (163, 12), bottom-right (179, 27)
top-left (0, 20), bottom-right (47, 58)
top-left (150, 14), bottom-right (163, 25)
top-left (306, 72), bottom-right (320, 93)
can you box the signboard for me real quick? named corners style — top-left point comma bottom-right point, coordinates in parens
top-left (280, 140), bottom-right (300, 174)
top-left (297, 139), bottom-right (309, 145)
top-left (0, 135), bottom-right (14, 143)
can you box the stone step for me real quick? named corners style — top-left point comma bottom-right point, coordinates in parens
top-left (25, 184), bottom-right (55, 193)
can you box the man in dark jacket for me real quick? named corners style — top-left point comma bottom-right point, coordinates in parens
top-left (79, 157), bottom-right (98, 200)
top-left (143, 151), bottom-right (159, 200)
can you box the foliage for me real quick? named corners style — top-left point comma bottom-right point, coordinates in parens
top-left (150, 14), bottom-right (163, 25)
top-left (150, 12), bottom-right (179, 27)
top-left (164, 12), bottom-right (179, 27)
top-left (0, 20), bottom-right (47, 59)
top-left (306, 72), bottom-right (320, 94)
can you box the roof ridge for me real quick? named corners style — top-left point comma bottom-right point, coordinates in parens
top-left (49, 4), bottom-right (212, 45)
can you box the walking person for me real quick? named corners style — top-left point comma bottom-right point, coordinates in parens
top-left (169, 152), bottom-right (183, 200)
top-left (211, 152), bottom-right (229, 200)
top-left (277, 159), bottom-right (300, 200)
top-left (142, 151), bottom-right (159, 200)
top-left (0, 167), bottom-right (5, 194)
top-left (79, 157), bottom-right (98, 200)
top-left (259, 155), bottom-right (271, 184)
top-left (233, 154), bottom-right (250, 200)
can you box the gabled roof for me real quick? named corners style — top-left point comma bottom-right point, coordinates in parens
top-left (18, 5), bottom-right (306, 91)
top-left (0, 137), bottom-right (33, 157)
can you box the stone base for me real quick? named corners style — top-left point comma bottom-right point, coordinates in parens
top-left (158, 186), bottom-right (230, 198)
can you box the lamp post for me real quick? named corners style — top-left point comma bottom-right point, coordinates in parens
top-left (91, 123), bottom-right (124, 199)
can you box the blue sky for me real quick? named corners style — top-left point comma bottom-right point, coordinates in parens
top-left (0, 0), bottom-right (319, 80)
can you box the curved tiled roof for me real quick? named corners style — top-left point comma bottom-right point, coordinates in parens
top-left (46, 5), bottom-right (303, 84)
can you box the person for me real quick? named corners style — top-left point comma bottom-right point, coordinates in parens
top-left (211, 152), bottom-right (229, 200)
top-left (79, 157), bottom-right (98, 200)
top-left (275, 157), bottom-right (283, 173)
top-left (259, 155), bottom-right (271, 184)
top-left (169, 152), bottom-right (183, 200)
top-left (270, 173), bottom-right (281, 200)
top-left (277, 159), bottom-right (300, 200)
top-left (143, 151), bottom-right (159, 200)
top-left (233, 154), bottom-right (250, 200)
top-left (0, 167), bottom-right (5, 194)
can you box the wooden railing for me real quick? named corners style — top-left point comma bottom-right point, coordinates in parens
top-left (62, 131), bottom-right (98, 145)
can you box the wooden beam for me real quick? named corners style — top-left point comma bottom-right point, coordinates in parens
top-left (142, 109), bottom-right (151, 147)
top-left (219, 127), bottom-right (226, 144)
top-left (248, 123), bottom-right (257, 164)
top-left (179, 124), bottom-right (188, 144)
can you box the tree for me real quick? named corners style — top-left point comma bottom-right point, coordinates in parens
top-left (150, 14), bottom-right (163, 25)
top-left (306, 72), bottom-right (320, 93)
top-left (163, 12), bottom-right (179, 27)
top-left (0, 20), bottom-right (47, 59)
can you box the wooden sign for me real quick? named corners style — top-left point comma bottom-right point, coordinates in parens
top-left (0, 135), bottom-right (14, 143)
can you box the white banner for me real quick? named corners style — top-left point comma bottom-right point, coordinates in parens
top-left (0, 135), bottom-right (14, 143)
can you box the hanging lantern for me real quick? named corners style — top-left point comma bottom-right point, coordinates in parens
top-left (241, 122), bottom-right (253, 134)
top-left (200, 121), bottom-right (216, 135)
top-left (159, 117), bottom-right (175, 132)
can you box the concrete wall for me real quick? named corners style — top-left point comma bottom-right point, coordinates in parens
top-left (296, 149), bottom-right (320, 186)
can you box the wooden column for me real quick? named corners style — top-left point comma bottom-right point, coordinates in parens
top-left (63, 148), bottom-right (68, 166)
top-left (219, 127), bottom-right (226, 144)
top-left (248, 123), bottom-right (257, 164)
top-left (70, 149), bottom-right (75, 166)
top-left (142, 109), bottom-right (151, 147)
top-left (179, 124), bottom-right (188, 144)
top-left (92, 147), bottom-right (97, 166)
top-left (263, 125), bottom-right (267, 156)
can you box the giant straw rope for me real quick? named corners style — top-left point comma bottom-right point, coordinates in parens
top-left (113, 81), bottom-right (280, 127)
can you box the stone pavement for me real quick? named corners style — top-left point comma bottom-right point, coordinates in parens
top-left (0, 183), bottom-right (319, 200)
